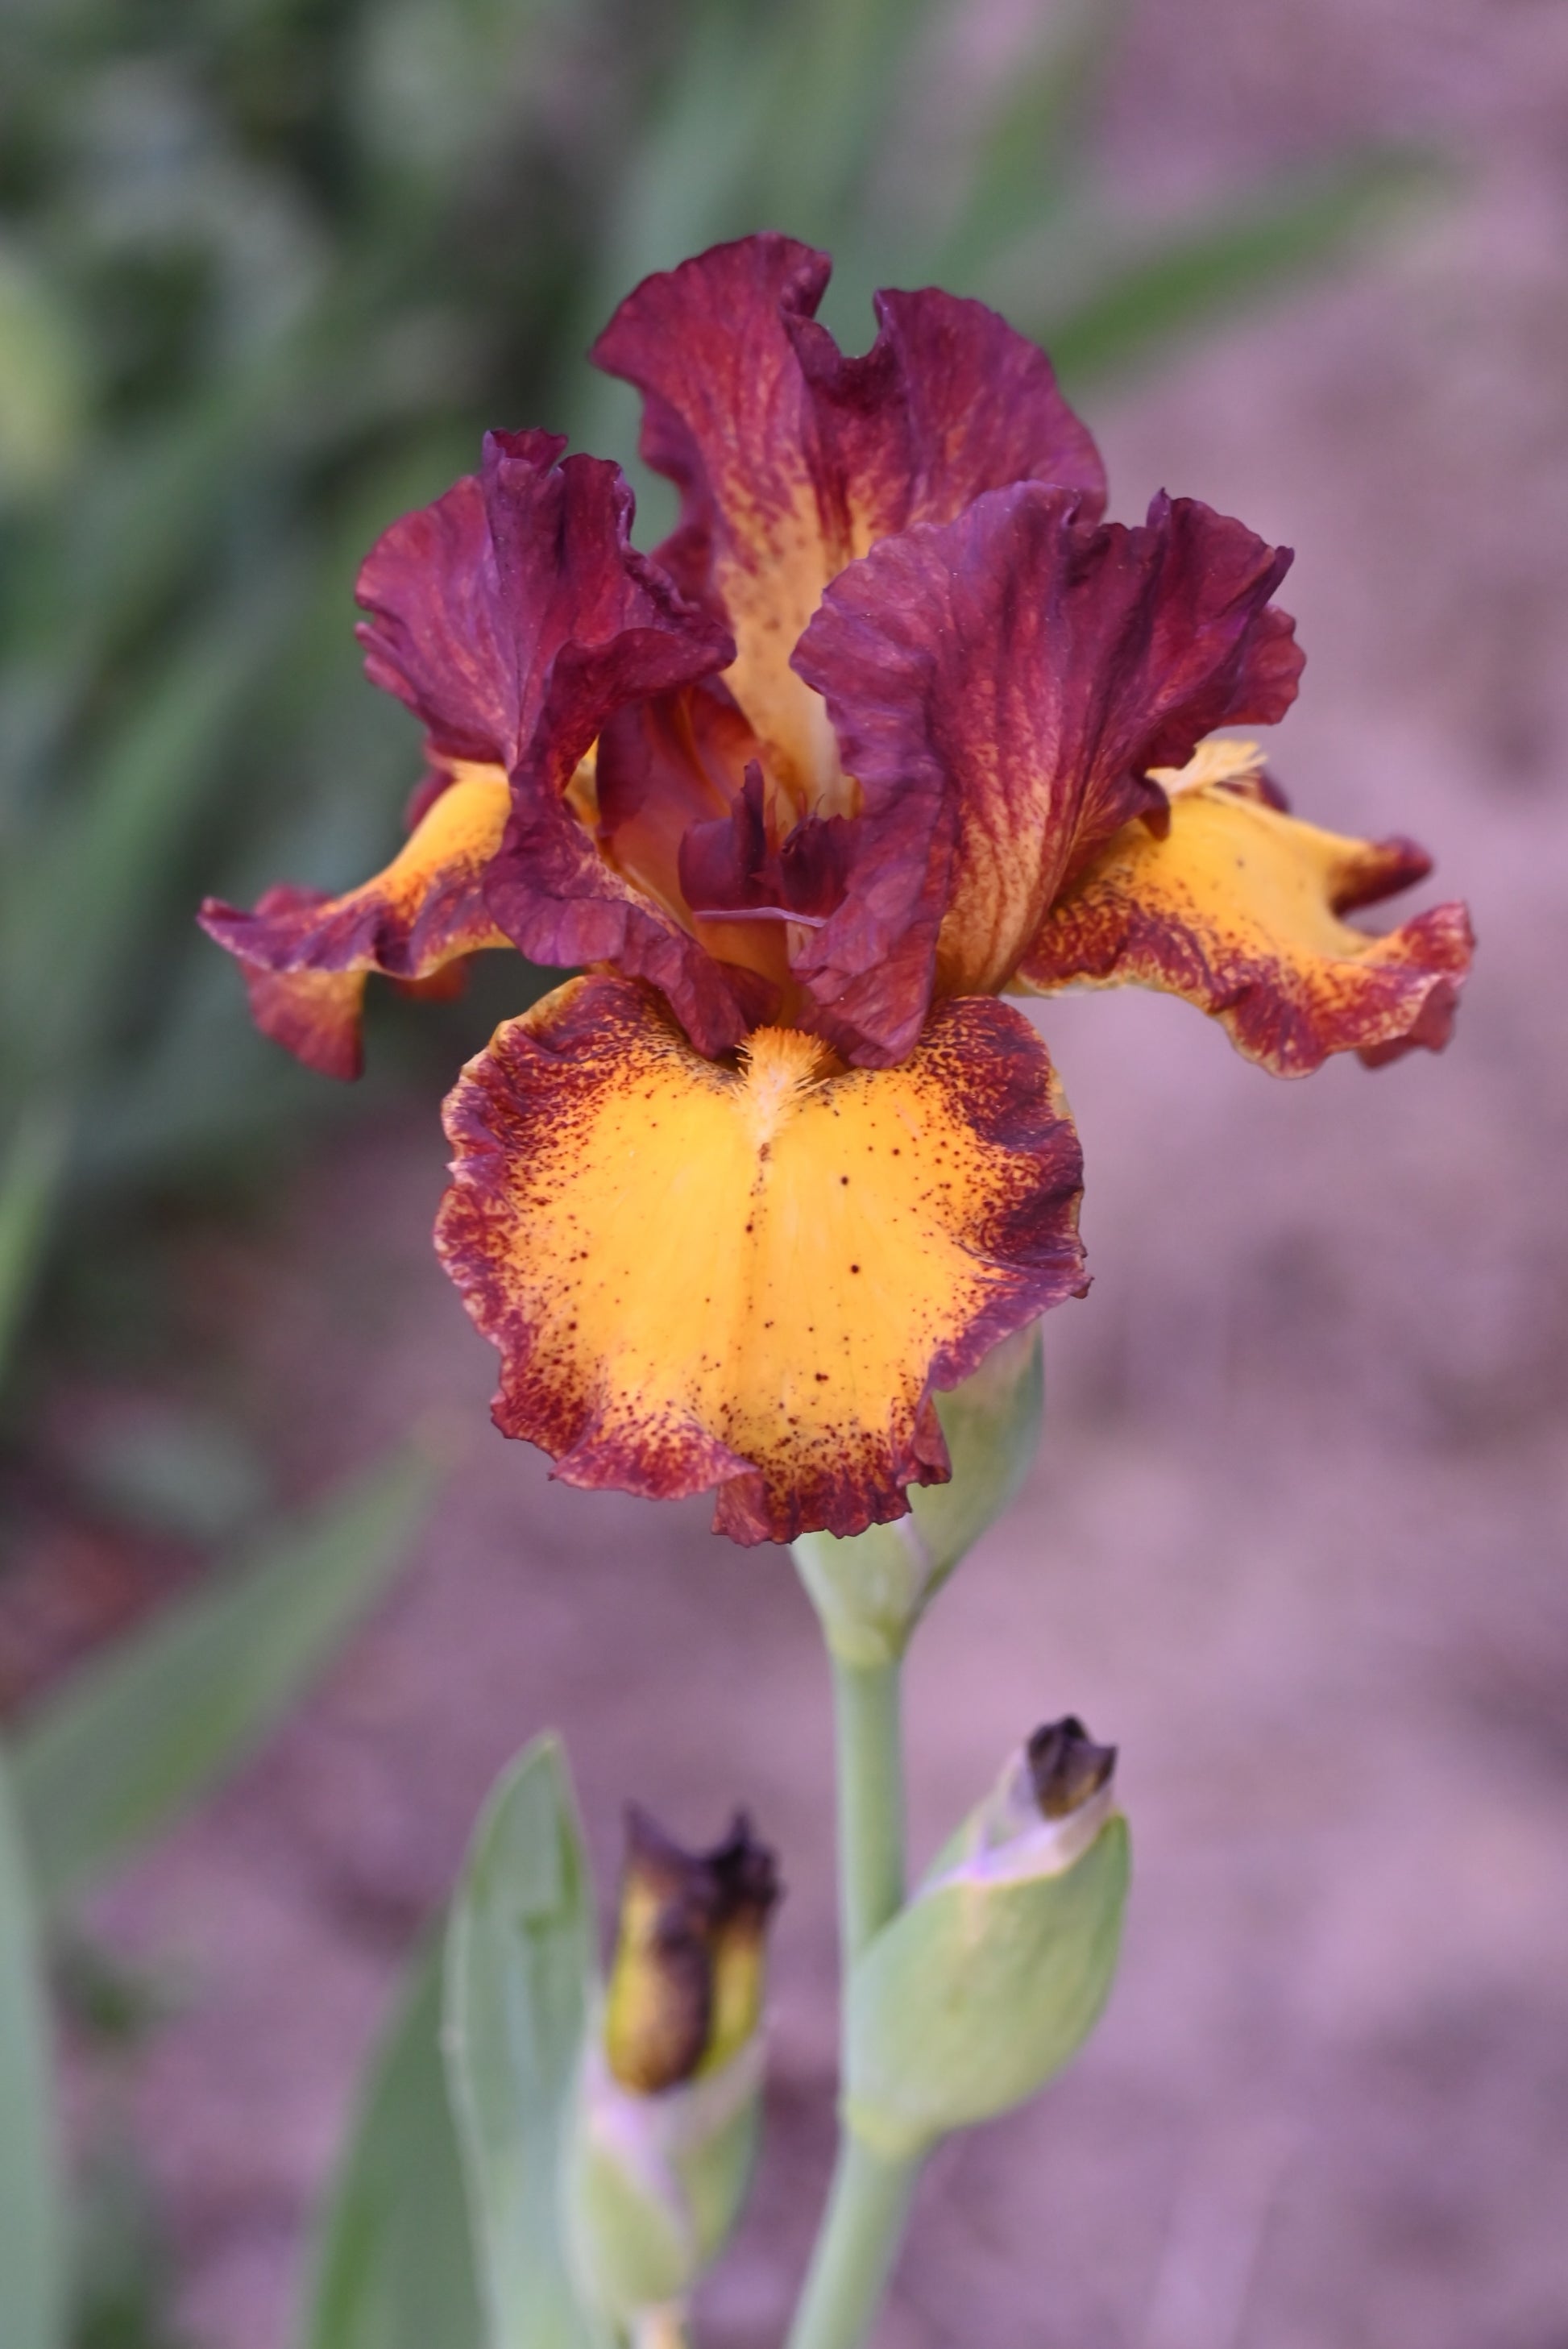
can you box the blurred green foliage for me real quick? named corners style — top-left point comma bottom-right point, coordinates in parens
top-left (0, 0), bottom-right (1429, 1409)
top-left (11, 1438), bottom-right (438, 1910)
top-left (302, 1926), bottom-right (483, 2349)
top-left (0, 1442), bottom-right (436, 2349)
top-left (0, 1746), bottom-right (65, 2349)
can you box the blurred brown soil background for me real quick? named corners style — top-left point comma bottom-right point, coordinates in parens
top-left (11, 0), bottom-right (1568, 2341)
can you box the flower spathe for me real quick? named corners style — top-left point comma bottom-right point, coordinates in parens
top-left (201, 234), bottom-right (1474, 1543)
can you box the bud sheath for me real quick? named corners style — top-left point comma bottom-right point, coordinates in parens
top-left (843, 1718), bottom-right (1128, 2161)
top-left (792, 1323), bottom-right (1043, 1666)
top-left (568, 1808), bottom-right (780, 2326)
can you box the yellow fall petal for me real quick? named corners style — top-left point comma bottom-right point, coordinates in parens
top-left (1019, 748), bottom-right (1473, 1075)
top-left (436, 973), bottom-right (1085, 1542)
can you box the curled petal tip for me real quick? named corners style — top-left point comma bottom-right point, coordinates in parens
top-left (355, 427), bottom-right (730, 786)
top-left (1330, 832), bottom-right (1433, 911)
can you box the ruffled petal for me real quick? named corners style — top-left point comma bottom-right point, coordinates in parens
top-left (354, 426), bottom-right (753, 1055)
top-left (435, 974), bottom-right (1086, 1545)
top-left (790, 486), bottom-right (1303, 1065)
top-left (200, 763), bottom-right (514, 1077)
top-left (791, 280), bottom-right (1106, 538)
top-left (1018, 745), bottom-right (1474, 1075)
top-left (356, 427), bottom-right (732, 773)
top-left (591, 234), bottom-right (1103, 807)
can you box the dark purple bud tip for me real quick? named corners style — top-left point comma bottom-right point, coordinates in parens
top-left (607, 1805), bottom-right (782, 2092)
top-left (1027, 1716), bottom-right (1117, 1820)
top-left (707, 1810), bottom-right (783, 1931)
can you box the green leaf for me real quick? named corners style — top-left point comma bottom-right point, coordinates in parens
top-left (301, 1928), bottom-right (483, 2349)
top-left (0, 1748), bottom-right (65, 2349)
top-left (352, 0), bottom-right (563, 197)
top-left (11, 1443), bottom-right (440, 1912)
top-left (933, 0), bottom-right (1128, 282)
top-left (443, 1735), bottom-right (609, 2349)
top-left (67, 2127), bottom-right (185, 2349)
top-left (746, 0), bottom-right (935, 247)
top-left (7, 589), bottom-right (291, 1073)
top-left (0, 239), bottom-right (89, 503)
top-left (0, 1100), bottom-right (69, 1386)
top-left (1036, 148), bottom-right (1439, 387)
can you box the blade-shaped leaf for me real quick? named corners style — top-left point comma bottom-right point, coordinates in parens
top-left (0, 1747), bottom-right (64, 2349)
top-left (747, 0), bottom-right (935, 247)
top-left (301, 1928), bottom-right (482, 2349)
top-left (932, 0), bottom-right (1128, 283)
top-left (444, 1735), bottom-right (608, 2349)
top-left (12, 1442), bottom-right (440, 1911)
top-left (0, 1101), bottom-right (68, 1387)
top-left (1035, 148), bottom-right (1439, 387)
top-left (8, 588), bottom-right (291, 1073)
top-left (0, 238), bottom-right (89, 501)
top-left (64, 2127), bottom-right (183, 2349)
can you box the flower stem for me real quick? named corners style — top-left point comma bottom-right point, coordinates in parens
top-left (828, 1651), bottom-right (905, 1974)
top-left (784, 2130), bottom-right (922, 2349)
top-left (782, 1647), bottom-right (915, 2349)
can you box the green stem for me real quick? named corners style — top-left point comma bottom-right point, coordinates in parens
top-left (784, 2131), bottom-right (922, 2349)
top-left (781, 1648), bottom-right (911, 2349)
top-left (828, 1651), bottom-right (905, 1974)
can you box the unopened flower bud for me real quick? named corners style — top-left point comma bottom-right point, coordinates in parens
top-left (604, 1807), bottom-right (777, 2092)
top-left (842, 1717), bottom-right (1127, 2160)
top-left (792, 1322), bottom-right (1043, 1666)
top-left (567, 1809), bottom-right (780, 2326)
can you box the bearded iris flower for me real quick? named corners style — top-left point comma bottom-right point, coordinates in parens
top-left (201, 235), bottom-right (1472, 1547)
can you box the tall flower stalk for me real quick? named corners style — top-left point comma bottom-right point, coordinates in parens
top-left (201, 234), bottom-right (1473, 2338)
